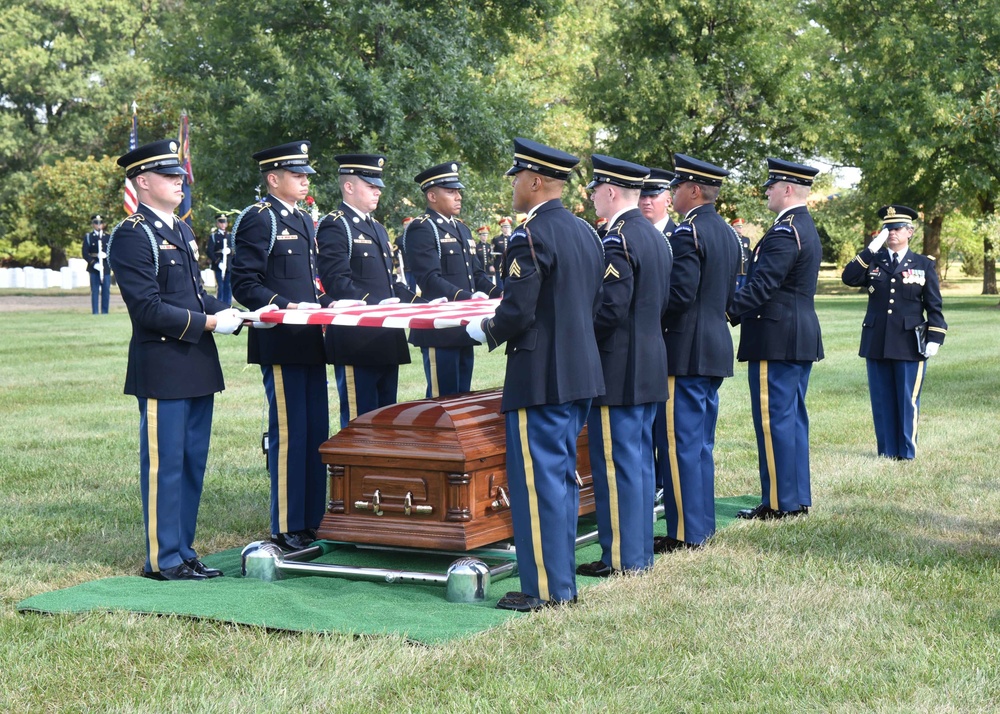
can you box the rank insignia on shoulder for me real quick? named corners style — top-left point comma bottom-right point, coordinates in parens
top-left (509, 258), bottom-right (522, 278)
top-left (124, 214), bottom-right (145, 226)
top-left (254, 201), bottom-right (272, 212)
top-left (604, 263), bottom-right (620, 280)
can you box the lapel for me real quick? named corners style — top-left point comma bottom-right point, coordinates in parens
top-left (342, 201), bottom-right (378, 243)
top-left (431, 210), bottom-right (461, 240)
top-left (877, 248), bottom-right (909, 274)
top-left (268, 194), bottom-right (311, 242)
top-left (141, 204), bottom-right (187, 254)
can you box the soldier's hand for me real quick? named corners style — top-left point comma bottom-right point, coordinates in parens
top-left (294, 302), bottom-right (322, 310)
top-left (470, 291), bottom-right (489, 300)
top-left (867, 228), bottom-right (889, 252)
top-left (378, 297), bottom-right (401, 305)
top-left (212, 309), bottom-right (243, 335)
top-left (465, 318), bottom-right (486, 344)
top-left (332, 299), bottom-right (366, 308)
top-left (252, 303), bottom-right (279, 329)
top-left (428, 297), bottom-right (448, 304)
top-left (924, 342), bottom-right (940, 357)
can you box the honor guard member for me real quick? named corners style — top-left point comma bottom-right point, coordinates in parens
top-left (475, 225), bottom-right (494, 281)
top-left (207, 213), bottom-right (234, 303)
top-left (402, 161), bottom-right (502, 398)
top-left (732, 218), bottom-right (751, 290)
top-left (658, 153), bottom-right (741, 552)
top-left (842, 204), bottom-right (946, 460)
top-left (316, 153), bottom-right (420, 428)
top-left (231, 141), bottom-right (332, 552)
top-left (729, 159), bottom-right (823, 520)
top-left (491, 216), bottom-right (513, 285)
top-left (396, 216), bottom-right (417, 291)
top-left (83, 214), bottom-right (111, 314)
top-left (576, 155), bottom-right (672, 578)
top-left (465, 138), bottom-right (605, 611)
top-left (639, 168), bottom-right (677, 237)
top-left (108, 139), bottom-right (243, 581)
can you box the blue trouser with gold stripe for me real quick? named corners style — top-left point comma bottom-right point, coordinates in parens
top-left (748, 360), bottom-right (813, 511)
top-left (587, 403), bottom-right (656, 572)
top-left (262, 364), bottom-right (329, 536)
top-left (421, 346), bottom-right (474, 398)
top-left (505, 399), bottom-right (591, 603)
top-left (866, 358), bottom-right (925, 460)
top-left (662, 375), bottom-right (722, 545)
top-left (138, 395), bottom-right (213, 574)
top-left (334, 364), bottom-right (399, 429)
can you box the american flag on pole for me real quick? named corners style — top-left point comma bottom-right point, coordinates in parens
top-left (122, 101), bottom-right (139, 215)
top-left (177, 111), bottom-right (194, 226)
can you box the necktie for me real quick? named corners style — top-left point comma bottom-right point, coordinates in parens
top-left (365, 214), bottom-right (376, 232)
top-left (891, 252), bottom-right (899, 271)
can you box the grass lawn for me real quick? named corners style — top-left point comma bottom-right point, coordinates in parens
top-left (1, 274), bottom-right (998, 712)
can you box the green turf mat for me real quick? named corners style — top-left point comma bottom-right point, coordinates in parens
top-left (17, 495), bottom-right (757, 644)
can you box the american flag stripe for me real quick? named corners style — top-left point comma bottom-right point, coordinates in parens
top-left (237, 298), bottom-right (500, 330)
top-left (123, 104), bottom-right (139, 215)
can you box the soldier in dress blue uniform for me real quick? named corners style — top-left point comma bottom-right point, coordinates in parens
top-left (474, 225), bottom-right (494, 282)
top-left (842, 204), bottom-right (947, 460)
top-left (575, 155), bottom-right (672, 578)
top-left (638, 168), bottom-right (677, 237)
top-left (206, 213), bottom-right (234, 304)
top-left (732, 218), bottom-right (751, 290)
top-left (729, 158), bottom-right (824, 520)
top-left (658, 154), bottom-right (741, 551)
top-left (82, 214), bottom-right (111, 314)
top-left (402, 161), bottom-right (502, 398)
top-left (315, 153), bottom-right (420, 428)
top-left (465, 138), bottom-right (605, 611)
top-left (231, 141), bottom-right (332, 552)
top-left (108, 139), bottom-right (243, 581)
top-left (491, 216), bottom-right (513, 286)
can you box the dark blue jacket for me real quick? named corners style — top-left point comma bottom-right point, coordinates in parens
top-left (482, 199), bottom-right (605, 412)
top-left (108, 204), bottom-right (227, 399)
top-left (729, 205), bottom-right (824, 362)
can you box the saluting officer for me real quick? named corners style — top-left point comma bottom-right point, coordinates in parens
top-left (638, 168), bottom-right (677, 237)
top-left (207, 213), bottom-right (234, 304)
top-left (576, 155), bottom-right (672, 578)
top-left (108, 139), bottom-right (243, 581)
top-left (730, 159), bottom-right (824, 521)
top-left (465, 138), bottom-right (605, 612)
top-left (316, 153), bottom-right (420, 428)
top-left (231, 141), bottom-right (332, 553)
top-left (658, 154), bottom-right (740, 552)
top-left (842, 204), bottom-right (947, 460)
top-left (402, 161), bottom-right (502, 398)
top-left (83, 214), bottom-right (111, 314)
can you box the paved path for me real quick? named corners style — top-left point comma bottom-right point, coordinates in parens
top-left (0, 294), bottom-right (126, 313)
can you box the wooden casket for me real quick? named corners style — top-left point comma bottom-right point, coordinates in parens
top-left (318, 389), bottom-right (595, 550)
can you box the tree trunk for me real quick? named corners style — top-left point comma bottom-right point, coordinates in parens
top-left (49, 246), bottom-right (67, 270)
top-left (923, 214), bottom-right (942, 259)
top-left (979, 194), bottom-right (998, 296)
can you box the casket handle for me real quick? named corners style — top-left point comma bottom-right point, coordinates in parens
top-left (490, 486), bottom-right (510, 512)
top-left (403, 491), bottom-right (433, 516)
top-left (355, 489), bottom-right (384, 516)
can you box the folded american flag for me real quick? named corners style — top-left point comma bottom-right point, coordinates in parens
top-left (237, 298), bottom-right (500, 330)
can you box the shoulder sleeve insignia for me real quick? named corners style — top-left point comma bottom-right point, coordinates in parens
top-left (772, 224), bottom-right (795, 235)
top-left (673, 223), bottom-right (693, 235)
top-left (602, 234), bottom-right (623, 245)
top-left (604, 263), bottom-right (620, 280)
top-left (510, 228), bottom-right (528, 244)
top-left (509, 257), bottom-right (522, 278)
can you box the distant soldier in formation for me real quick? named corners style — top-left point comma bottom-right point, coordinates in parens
top-left (730, 159), bottom-right (824, 521)
top-left (841, 204), bottom-right (946, 460)
top-left (231, 140), bottom-right (331, 553)
top-left (316, 153), bottom-right (419, 428)
top-left (658, 154), bottom-right (740, 553)
top-left (403, 161), bottom-right (501, 398)
top-left (207, 213), bottom-right (234, 304)
top-left (576, 154), bottom-right (672, 578)
top-left (83, 214), bottom-right (111, 314)
top-left (732, 217), bottom-right (750, 290)
top-left (465, 138), bottom-right (605, 612)
top-left (491, 216), bottom-right (513, 285)
top-left (108, 139), bottom-right (242, 581)
top-left (474, 225), bottom-right (494, 281)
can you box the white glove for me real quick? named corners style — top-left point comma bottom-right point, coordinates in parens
top-left (428, 297), bottom-right (448, 304)
top-left (470, 291), bottom-right (489, 300)
top-left (924, 342), bottom-right (939, 358)
top-left (465, 318), bottom-right (486, 344)
top-left (867, 228), bottom-right (889, 253)
top-left (97, 251), bottom-right (107, 261)
top-left (252, 303), bottom-right (279, 330)
top-left (212, 310), bottom-right (242, 335)
top-left (295, 302), bottom-right (322, 310)
top-left (378, 297), bottom-right (401, 305)
top-left (332, 299), bottom-right (366, 308)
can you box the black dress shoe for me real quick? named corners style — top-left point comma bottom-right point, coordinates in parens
top-left (653, 535), bottom-right (700, 553)
top-left (184, 558), bottom-right (223, 578)
top-left (144, 562), bottom-right (208, 582)
top-left (496, 591), bottom-right (577, 612)
top-left (575, 560), bottom-right (613, 577)
top-left (736, 503), bottom-right (783, 520)
top-left (271, 531), bottom-right (315, 551)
